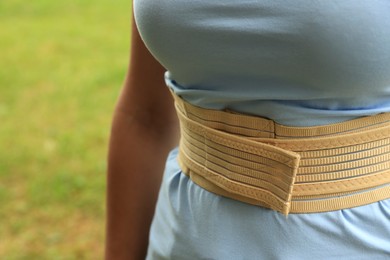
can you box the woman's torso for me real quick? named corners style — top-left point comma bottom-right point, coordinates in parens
top-left (135, 0), bottom-right (390, 126)
top-left (133, 1), bottom-right (390, 259)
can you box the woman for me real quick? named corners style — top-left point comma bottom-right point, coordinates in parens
top-left (106, 1), bottom-right (390, 259)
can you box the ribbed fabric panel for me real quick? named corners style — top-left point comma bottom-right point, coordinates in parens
top-left (171, 91), bottom-right (390, 215)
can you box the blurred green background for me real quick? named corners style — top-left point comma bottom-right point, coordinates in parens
top-left (0, 0), bottom-right (131, 258)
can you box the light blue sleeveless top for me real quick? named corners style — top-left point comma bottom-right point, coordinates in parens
top-left (134, 1), bottom-right (390, 259)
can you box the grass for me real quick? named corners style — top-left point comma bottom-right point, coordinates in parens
top-left (0, 1), bottom-right (131, 258)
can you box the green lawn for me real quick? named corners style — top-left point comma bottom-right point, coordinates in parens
top-left (0, 1), bottom-right (131, 258)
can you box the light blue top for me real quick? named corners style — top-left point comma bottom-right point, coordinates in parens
top-left (135, 0), bottom-right (390, 127)
top-left (134, 1), bottom-right (390, 259)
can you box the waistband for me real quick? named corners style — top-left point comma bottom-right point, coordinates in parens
top-left (171, 91), bottom-right (390, 215)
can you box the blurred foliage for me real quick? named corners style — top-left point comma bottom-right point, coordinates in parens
top-left (0, 0), bottom-right (131, 258)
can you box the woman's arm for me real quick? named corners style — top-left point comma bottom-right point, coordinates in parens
top-left (105, 9), bottom-right (180, 260)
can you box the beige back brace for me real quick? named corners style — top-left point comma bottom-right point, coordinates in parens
top-left (171, 91), bottom-right (390, 215)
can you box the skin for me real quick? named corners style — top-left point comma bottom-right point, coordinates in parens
top-left (104, 5), bottom-right (180, 259)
